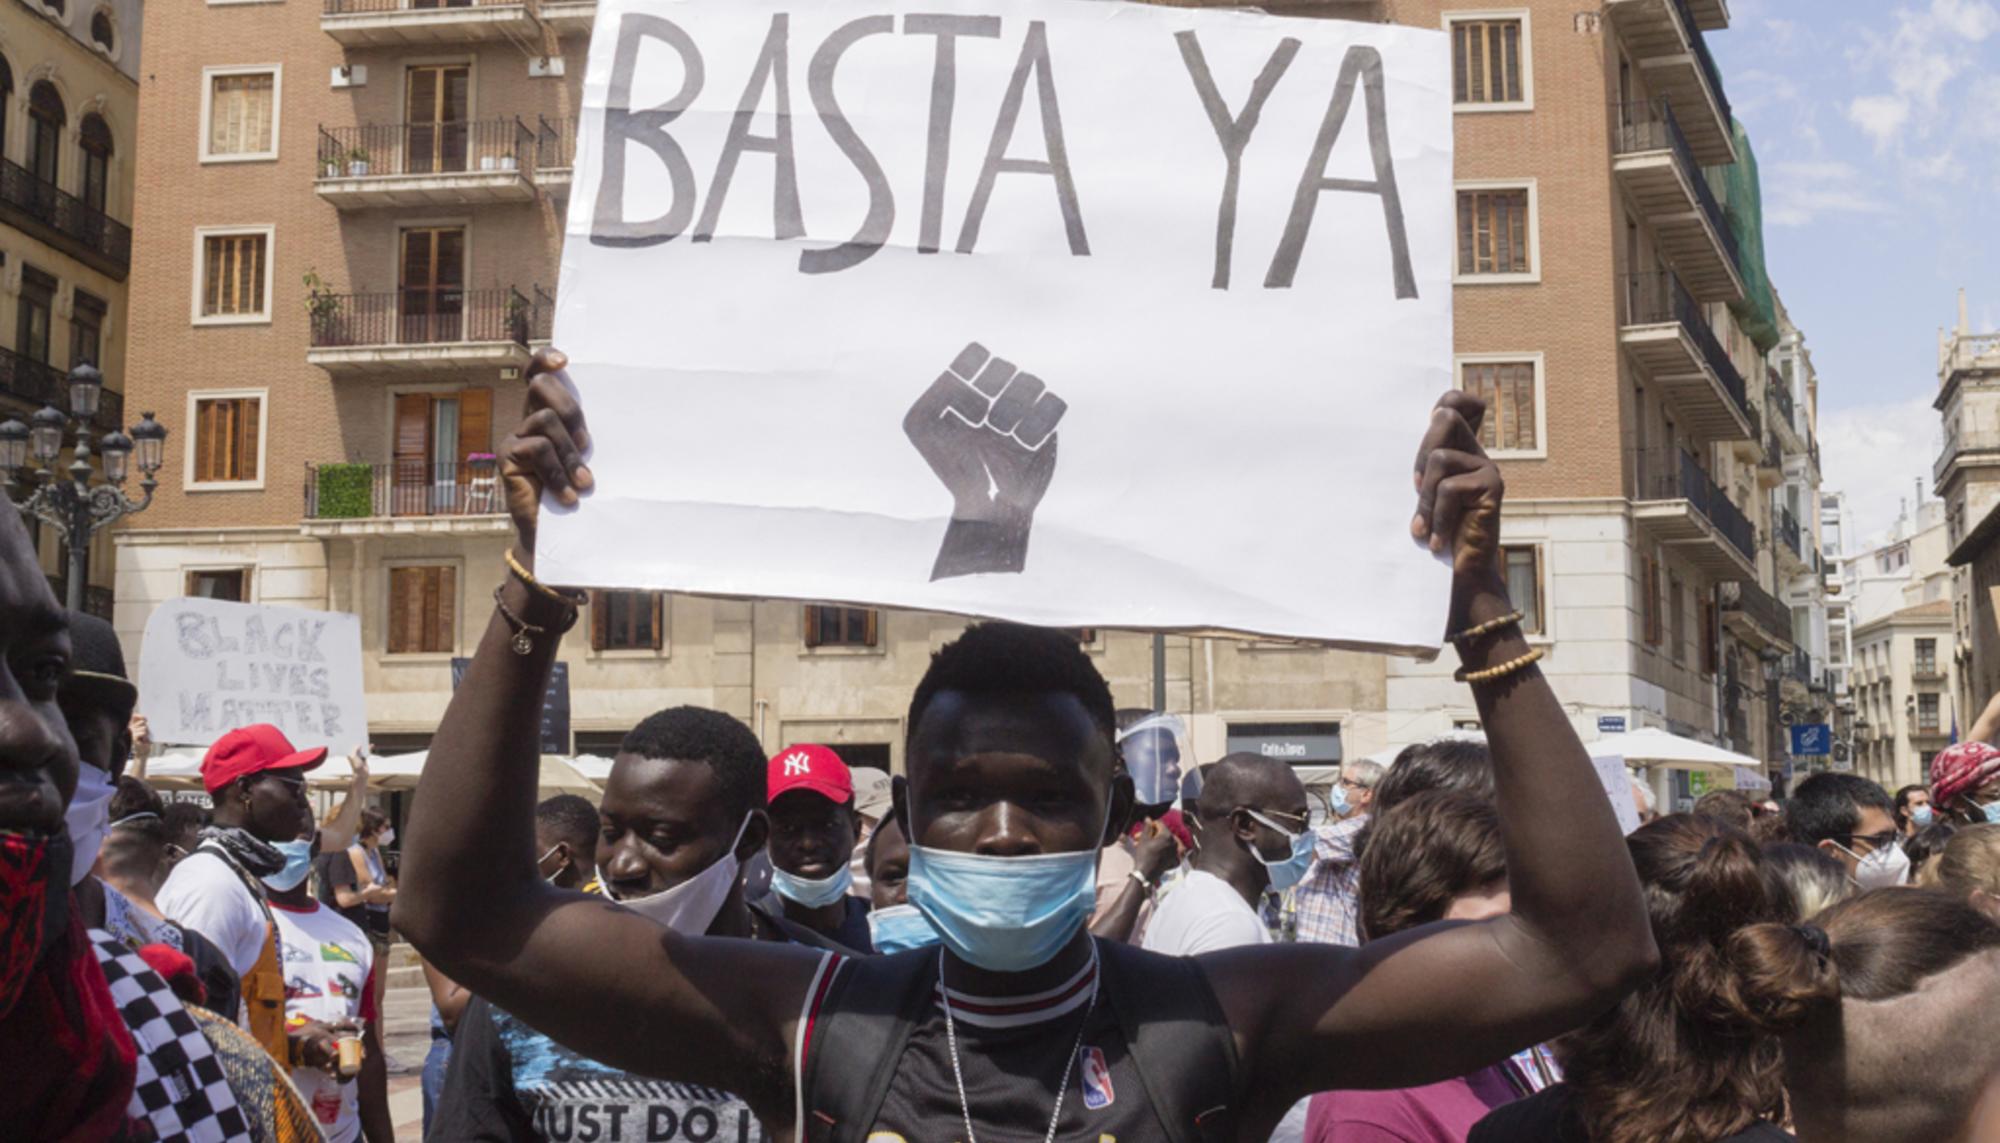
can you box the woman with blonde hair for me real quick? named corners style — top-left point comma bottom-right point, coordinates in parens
top-left (1936, 823), bottom-right (2000, 920)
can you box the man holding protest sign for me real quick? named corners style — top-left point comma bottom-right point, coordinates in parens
top-left (397, 344), bottom-right (1655, 1140)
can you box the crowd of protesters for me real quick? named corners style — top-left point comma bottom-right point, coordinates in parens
top-left (10, 374), bottom-right (2000, 1141)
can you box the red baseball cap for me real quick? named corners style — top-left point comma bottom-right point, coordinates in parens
top-left (201, 724), bottom-right (328, 794)
top-left (769, 744), bottom-right (853, 805)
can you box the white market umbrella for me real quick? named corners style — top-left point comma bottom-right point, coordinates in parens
top-left (139, 752), bottom-right (208, 790)
top-left (1588, 727), bottom-right (1759, 776)
top-left (310, 750), bottom-right (600, 795)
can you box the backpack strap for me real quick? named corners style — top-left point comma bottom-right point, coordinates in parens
top-left (799, 950), bottom-right (938, 1143)
top-left (1095, 938), bottom-right (1241, 1143)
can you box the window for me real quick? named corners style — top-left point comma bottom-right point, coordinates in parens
top-left (406, 64), bottom-right (471, 174)
top-left (203, 69), bottom-right (279, 160)
top-left (1700, 597), bottom-right (1718, 674)
top-left (805, 606), bottom-right (877, 648)
top-left (1456, 186), bottom-right (1535, 278)
top-left (28, 81), bottom-right (64, 185)
top-left (1450, 16), bottom-right (1526, 106)
top-left (196, 229), bottom-right (271, 321)
top-left (185, 569), bottom-right (247, 601)
top-left (388, 565), bottom-right (457, 654)
top-left (191, 394), bottom-right (262, 485)
top-left (78, 114), bottom-right (111, 213)
top-left (1916, 638), bottom-right (1938, 675)
top-left (1918, 693), bottom-right (1941, 734)
top-left (399, 227), bottom-right (466, 342)
top-left (71, 290), bottom-right (105, 369)
top-left (1, 56), bottom-right (12, 161)
top-left (90, 11), bottom-right (115, 53)
top-left (1502, 546), bottom-right (1543, 635)
top-left (17, 266), bottom-right (55, 364)
top-left (1459, 357), bottom-right (1540, 453)
top-left (391, 389), bottom-right (492, 515)
top-left (1669, 574), bottom-right (1686, 663)
top-left (1642, 555), bottom-right (1662, 646)
top-left (592, 591), bottom-right (664, 652)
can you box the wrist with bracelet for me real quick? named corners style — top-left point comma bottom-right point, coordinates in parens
top-left (1447, 599), bottom-right (1545, 686)
top-left (495, 549), bottom-right (586, 654)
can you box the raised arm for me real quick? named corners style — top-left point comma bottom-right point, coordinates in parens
top-left (317, 749), bottom-right (371, 852)
top-left (394, 349), bottom-right (823, 1125)
top-left (1969, 689), bottom-right (2000, 746)
top-left (1211, 392), bottom-right (1657, 1121)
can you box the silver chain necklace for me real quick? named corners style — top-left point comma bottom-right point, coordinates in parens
top-left (938, 943), bottom-right (1101, 1143)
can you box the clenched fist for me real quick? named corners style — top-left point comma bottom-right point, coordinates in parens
top-left (905, 343), bottom-right (1068, 581)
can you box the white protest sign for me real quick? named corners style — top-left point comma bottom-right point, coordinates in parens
top-left (540, 0), bottom-right (1454, 649)
top-left (1592, 755), bottom-right (1643, 837)
top-left (138, 597), bottom-right (367, 755)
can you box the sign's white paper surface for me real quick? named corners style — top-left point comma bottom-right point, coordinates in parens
top-left (542, 0), bottom-right (1455, 649)
top-left (1592, 755), bottom-right (1643, 837)
top-left (138, 597), bottom-right (368, 755)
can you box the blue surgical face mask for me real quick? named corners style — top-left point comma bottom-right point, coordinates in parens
top-left (866, 902), bottom-right (941, 955)
top-left (261, 839), bottom-right (315, 892)
top-left (1981, 800), bottom-right (2000, 825)
top-left (1246, 810), bottom-right (1316, 891)
top-left (1912, 804), bottom-right (1935, 828)
top-left (1327, 783), bottom-right (1351, 818)
top-left (907, 844), bottom-right (1100, 973)
top-left (771, 862), bottom-right (854, 908)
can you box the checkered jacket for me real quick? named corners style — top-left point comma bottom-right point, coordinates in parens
top-left (1291, 816), bottom-right (1367, 946)
top-left (89, 929), bottom-right (253, 1143)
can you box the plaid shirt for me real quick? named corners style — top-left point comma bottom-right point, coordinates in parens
top-left (1291, 815), bottom-right (1367, 946)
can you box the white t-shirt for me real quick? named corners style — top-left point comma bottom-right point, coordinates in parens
top-left (157, 850), bottom-right (269, 976)
top-left (270, 899), bottom-right (378, 1143)
top-left (1140, 869), bottom-right (1272, 956)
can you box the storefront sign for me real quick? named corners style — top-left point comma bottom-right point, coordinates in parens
top-left (1227, 721), bottom-right (1342, 765)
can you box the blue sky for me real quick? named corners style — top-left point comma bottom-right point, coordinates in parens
top-left (1706, 0), bottom-right (1999, 548)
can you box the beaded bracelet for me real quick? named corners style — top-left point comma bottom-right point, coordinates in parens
top-left (1449, 610), bottom-right (1523, 645)
top-left (505, 548), bottom-right (588, 606)
top-left (1453, 647), bottom-right (1545, 685)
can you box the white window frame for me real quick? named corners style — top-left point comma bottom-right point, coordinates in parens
top-left (1456, 351), bottom-right (1547, 459)
top-left (382, 557), bottom-right (464, 660)
top-left (1499, 541), bottom-right (1553, 642)
top-left (181, 564), bottom-right (257, 603)
top-left (191, 225), bottom-right (276, 326)
top-left (1454, 179), bottom-right (1541, 284)
top-left (1444, 9), bottom-right (1535, 113)
top-left (199, 65), bottom-right (283, 163)
top-left (183, 386), bottom-right (270, 492)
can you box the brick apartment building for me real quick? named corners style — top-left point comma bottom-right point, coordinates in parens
top-left (0, 0), bottom-right (142, 614)
top-left (117, 0), bottom-right (1823, 793)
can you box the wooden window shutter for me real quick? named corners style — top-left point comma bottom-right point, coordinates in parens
top-left (864, 609), bottom-right (879, 647)
top-left (455, 387), bottom-right (492, 465)
top-left (392, 393), bottom-right (431, 514)
top-left (590, 590), bottom-right (608, 651)
top-left (237, 397), bottom-right (260, 481)
top-left (432, 566), bottom-right (456, 652)
top-left (804, 605), bottom-right (821, 648)
top-left (388, 567), bottom-right (414, 652)
top-left (647, 594), bottom-right (664, 651)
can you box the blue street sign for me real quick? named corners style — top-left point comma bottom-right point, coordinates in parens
top-left (1790, 724), bottom-right (1831, 757)
top-left (1598, 716), bottom-right (1627, 733)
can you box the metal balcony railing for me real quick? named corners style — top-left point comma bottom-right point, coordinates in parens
top-left (307, 287), bottom-right (532, 348)
top-left (305, 459), bottom-right (505, 519)
top-left (0, 158), bottom-right (132, 274)
top-left (1775, 506), bottom-right (1803, 559)
top-left (1624, 270), bottom-right (1750, 422)
top-left (1766, 370), bottom-right (1796, 434)
top-left (1667, 0), bottom-right (1732, 129)
top-left (1637, 446), bottom-right (1756, 562)
top-left (317, 118), bottom-right (533, 180)
top-left (537, 116), bottom-right (575, 170)
top-left (1763, 430), bottom-right (1782, 469)
top-left (1909, 711), bottom-right (1946, 738)
top-left (323, 0), bottom-right (536, 13)
top-left (1786, 648), bottom-right (1812, 684)
top-left (0, 344), bottom-right (67, 410)
top-left (529, 284), bottom-right (555, 341)
top-left (1611, 99), bottom-right (1739, 269)
top-left (1720, 578), bottom-right (1791, 641)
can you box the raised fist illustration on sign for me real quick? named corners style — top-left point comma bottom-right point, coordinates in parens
top-left (904, 343), bottom-right (1068, 581)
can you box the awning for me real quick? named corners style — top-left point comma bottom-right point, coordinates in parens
top-left (1587, 727), bottom-right (1762, 775)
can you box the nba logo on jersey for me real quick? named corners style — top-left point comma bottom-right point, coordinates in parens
top-left (1079, 1045), bottom-right (1115, 1109)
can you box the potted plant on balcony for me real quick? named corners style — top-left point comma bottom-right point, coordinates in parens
top-left (322, 152), bottom-right (342, 179)
top-left (346, 145), bottom-right (372, 178)
top-left (303, 269), bottom-right (344, 341)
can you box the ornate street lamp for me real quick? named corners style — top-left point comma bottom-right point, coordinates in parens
top-left (0, 364), bottom-right (168, 613)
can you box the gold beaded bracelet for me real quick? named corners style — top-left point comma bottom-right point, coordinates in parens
top-left (505, 548), bottom-right (587, 606)
top-left (1449, 610), bottom-right (1524, 645)
top-left (1453, 647), bottom-right (1545, 685)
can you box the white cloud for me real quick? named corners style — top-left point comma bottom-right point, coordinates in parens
top-left (1820, 398), bottom-right (1945, 551)
top-left (1847, 0), bottom-right (2000, 150)
top-left (1759, 161), bottom-right (1896, 226)
top-left (1849, 94), bottom-right (1913, 147)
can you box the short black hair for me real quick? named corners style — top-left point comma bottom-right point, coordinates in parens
top-left (907, 622), bottom-right (1116, 747)
top-left (162, 801), bottom-right (209, 848)
top-left (1374, 739), bottom-right (1495, 817)
top-left (359, 807), bottom-right (389, 836)
top-left (536, 793), bottom-right (602, 857)
top-left (1786, 772), bottom-right (1896, 847)
top-left (864, 813), bottom-right (906, 874)
top-left (621, 706), bottom-right (768, 820)
top-left (108, 775), bottom-right (163, 823)
top-left (1195, 752), bottom-right (1296, 822)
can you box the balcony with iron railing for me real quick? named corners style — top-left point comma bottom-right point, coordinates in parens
top-left (1720, 578), bottom-right (1794, 650)
top-left (1909, 709), bottom-right (1949, 741)
top-left (1634, 446), bottom-right (1756, 574)
top-left (0, 347), bottom-right (123, 432)
top-left (1913, 657), bottom-right (1946, 682)
top-left (536, 116), bottom-right (575, 195)
top-left (0, 159), bottom-right (132, 280)
top-left (1620, 271), bottom-right (1753, 440)
top-left (320, 0), bottom-right (544, 46)
top-left (1612, 100), bottom-right (1741, 302)
top-left (1766, 369), bottom-right (1799, 442)
top-left (1606, 0), bottom-right (1735, 164)
top-left (303, 459), bottom-right (511, 535)
top-left (306, 286), bottom-right (538, 375)
top-left (315, 119), bottom-right (535, 208)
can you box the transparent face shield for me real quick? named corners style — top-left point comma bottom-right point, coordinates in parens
top-left (1117, 714), bottom-right (1188, 808)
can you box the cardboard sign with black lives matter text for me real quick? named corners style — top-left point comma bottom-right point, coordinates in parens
top-left (539, 0), bottom-right (1455, 650)
top-left (138, 597), bottom-right (368, 755)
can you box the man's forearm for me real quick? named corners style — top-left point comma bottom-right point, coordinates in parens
top-left (359, 1028), bottom-right (393, 1143)
top-left (321, 779), bottom-right (366, 851)
top-left (396, 574), bottom-right (566, 959)
top-left (1457, 570), bottom-right (1653, 990)
top-left (1090, 880), bottom-right (1150, 942)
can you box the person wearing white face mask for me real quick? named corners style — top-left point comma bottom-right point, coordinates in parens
top-left (1785, 772), bottom-right (1910, 891)
top-left (757, 744), bottom-right (873, 951)
top-left (1142, 753), bottom-right (1313, 956)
